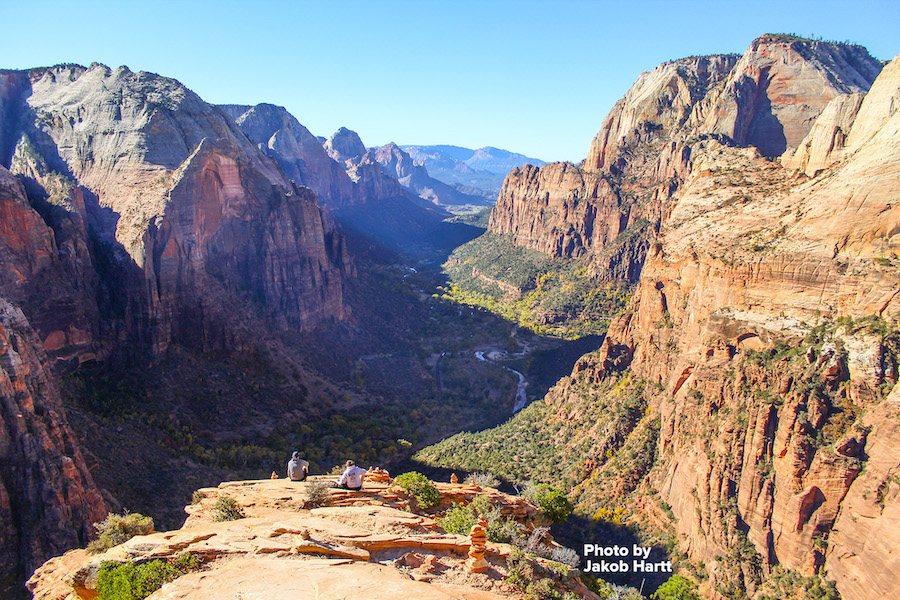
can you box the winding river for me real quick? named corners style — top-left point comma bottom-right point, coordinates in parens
top-left (475, 351), bottom-right (528, 413)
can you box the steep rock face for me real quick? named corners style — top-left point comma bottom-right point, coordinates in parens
top-left (584, 54), bottom-right (738, 172)
top-left (490, 54), bottom-right (738, 281)
top-left (324, 126), bottom-right (367, 167)
top-left (0, 64), bottom-right (351, 357)
top-left (698, 35), bottom-right (882, 157)
top-left (222, 103), bottom-right (357, 208)
top-left (371, 142), bottom-right (489, 208)
top-left (489, 36), bottom-right (882, 285)
top-left (0, 298), bottom-right (106, 593)
top-left (0, 152), bottom-right (103, 367)
top-left (824, 387), bottom-right (900, 600)
top-left (783, 53), bottom-right (900, 176)
top-left (574, 56), bottom-right (900, 599)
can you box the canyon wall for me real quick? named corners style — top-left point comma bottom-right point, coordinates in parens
top-left (0, 64), bottom-right (357, 589)
top-left (485, 36), bottom-right (896, 599)
top-left (0, 63), bottom-right (352, 361)
top-left (0, 296), bottom-right (106, 592)
top-left (489, 36), bottom-right (883, 284)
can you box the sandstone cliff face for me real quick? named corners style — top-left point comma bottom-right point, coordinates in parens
top-left (0, 63), bottom-right (351, 358)
top-left (584, 54), bottom-right (738, 173)
top-left (489, 36), bottom-right (882, 285)
top-left (223, 103), bottom-right (357, 208)
top-left (783, 53), bottom-right (900, 176)
top-left (563, 55), bottom-right (900, 599)
top-left (481, 37), bottom-right (897, 599)
top-left (0, 297), bottom-right (106, 594)
top-left (490, 54), bottom-right (739, 280)
top-left (0, 63), bottom-right (357, 591)
top-left (697, 35), bottom-right (882, 158)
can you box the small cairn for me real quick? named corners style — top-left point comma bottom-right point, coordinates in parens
top-left (270, 471), bottom-right (279, 479)
top-left (365, 468), bottom-right (391, 484)
top-left (466, 517), bottom-right (489, 573)
top-left (450, 473), bottom-right (459, 484)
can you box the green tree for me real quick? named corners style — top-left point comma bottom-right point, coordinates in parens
top-left (652, 575), bottom-right (700, 600)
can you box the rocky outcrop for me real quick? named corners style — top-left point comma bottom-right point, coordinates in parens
top-left (783, 53), bottom-right (900, 176)
top-left (467, 39), bottom-right (898, 600)
top-left (0, 298), bottom-right (106, 595)
top-left (569, 54), bottom-right (900, 599)
top-left (371, 142), bottom-right (490, 209)
top-left (584, 54), bottom-right (738, 172)
top-left (488, 36), bottom-right (883, 285)
top-left (0, 63), bottom-right (357, 592)
top-left (222, 103), bottom-right (357, 208)
top-left (27, 476), bottom-right (591, 600)
top-left (0, 63), bottom-right (351, 359)
top-left (697, 34), bottom-right (882, 157)
top-left (324, 126), bottom-right (367, 167)
top-left (824, 387), bottom-right (900, 600)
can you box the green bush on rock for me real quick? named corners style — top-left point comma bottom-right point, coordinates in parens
top-left (96, 554), bottom-right (198, 600)
top-left (394, 471), bottom-right (441, 510)
top-left (523, 483), bottom-right (573, 524)
top-left (87, 513), bottom-right (155, 555)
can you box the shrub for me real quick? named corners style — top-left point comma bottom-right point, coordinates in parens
top-left (87, 513), bottom-right (154, 555)
top-left (212, 496), bottom-right (245, 522)
top-left (438, 495), bottom-right (522, 543)
top-left (96, 554), bottom-right (198, 600)
top-left (523, 483), bottom-right (573, 524)
top-left (303, 479), bottom-right (331, 508)
top-left (438, 503), bottom-right (479, 535)
top-left (550, 546), bottom-right (579, 569)
top-left (652, 575), bottom-right (700, 600)
top-left (464, 471), bottom-right (500, 487)
top-left (394, 471), bottom-right (441, 510)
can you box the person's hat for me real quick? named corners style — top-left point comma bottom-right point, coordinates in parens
top-left (292, 451), bottom-right (300, 459)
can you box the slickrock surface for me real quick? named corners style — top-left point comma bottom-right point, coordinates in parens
top-left (28, 477), bottom-right (591, 600)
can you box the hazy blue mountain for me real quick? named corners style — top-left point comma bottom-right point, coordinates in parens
top-left (401, 145), bottom-right (546, 200)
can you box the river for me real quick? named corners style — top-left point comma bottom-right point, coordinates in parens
top-left (475, 351), bottom-right (528, 412)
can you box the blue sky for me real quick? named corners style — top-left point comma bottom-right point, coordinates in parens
top-left (3, 0), bottom-right (898, 162)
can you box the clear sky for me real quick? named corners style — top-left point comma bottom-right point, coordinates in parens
top-left (3, 0), bottom-right (898, 163)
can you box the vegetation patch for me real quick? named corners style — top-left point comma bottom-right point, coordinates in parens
top-left (87, 513), bottom-right (155, 555)
top-left (442, 232), bottom-right (630, 338)
top-left (394, 471), bottom-right (441, 510)
top-left (212, 496), bottom-right (245, 522)
top-left (96, 554), bottom-right (198, 600)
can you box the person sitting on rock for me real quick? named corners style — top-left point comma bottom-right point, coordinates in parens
top-left (287, 451), bottom-right (309, 482)
top-left (337, 460), bottom-right (367, 490)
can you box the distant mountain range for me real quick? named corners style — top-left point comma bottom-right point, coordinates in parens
top-left (401, 145), bottom-right (546, 201)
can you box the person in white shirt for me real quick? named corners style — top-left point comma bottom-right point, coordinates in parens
top-left (337, 460), bottom-right (367, 490)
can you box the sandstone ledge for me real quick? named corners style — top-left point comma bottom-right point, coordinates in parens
top-left (27, 476), bottom-right (595, 600)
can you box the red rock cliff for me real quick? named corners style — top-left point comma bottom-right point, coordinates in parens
top-left (573, 54), bottom-right (900, 599)
top-left (0, 297), bottom-right (106, 594)
top-left (0, 64), bottom-right (352, 358)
